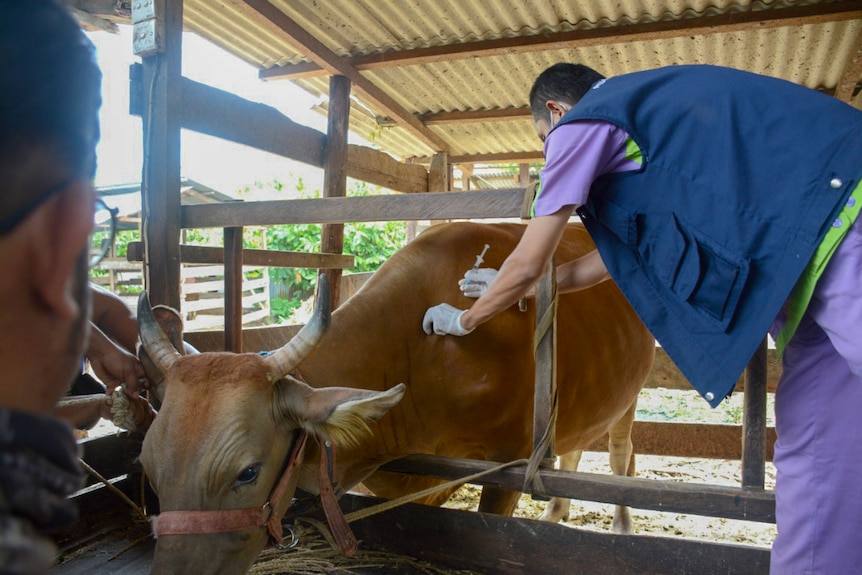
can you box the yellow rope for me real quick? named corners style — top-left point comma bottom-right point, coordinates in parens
top-left (343, 458), bottom-right (530, 523)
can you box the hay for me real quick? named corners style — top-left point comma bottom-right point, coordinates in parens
top-left (249, 518), bottom-right (481, 575)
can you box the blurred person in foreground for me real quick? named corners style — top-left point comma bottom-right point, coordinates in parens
top-left (424, 62), bottom-right (862, 574)
top-left (0, 0), bottom-right (103, 572)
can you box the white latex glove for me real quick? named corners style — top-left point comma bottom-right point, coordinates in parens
top-left (422, 303), bottom-right (473, 336)
top-left (458, 268), bottom-right (498, 299)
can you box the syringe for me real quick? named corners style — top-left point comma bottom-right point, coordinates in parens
top-left (463, 244), bottom-right (490, 285)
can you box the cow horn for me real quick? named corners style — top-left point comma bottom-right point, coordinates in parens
top-left (137, 291), bottom-right (182, 379)
top-left (265, 274), bottom-right (331, 380)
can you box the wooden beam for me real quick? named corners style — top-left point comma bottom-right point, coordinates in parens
top-left (413, 151), bottom-right (547, 165)
top-left (379, 454), bottom-right (775, 523)
top-left (646, 347), bottom-right (781, 393)
top-left (233, 0), bottom-right (449, 153)
top-left (338, 493), bottom-right (771, 574)
top-left (126, 241), bottom-right (355, 269)
top-left (130, 66), bottom-right (428, 193)
top-left (182, 188), bottom-right (527, 228)
top-left (418, 106), bottom-right (531, 125)
top-left (261, 3), bottom-right (862, 80)
top-left (346, 145), bottom-right (428, 193)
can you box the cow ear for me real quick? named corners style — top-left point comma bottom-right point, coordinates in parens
top-left (276, 380), bottom-right (405, 448)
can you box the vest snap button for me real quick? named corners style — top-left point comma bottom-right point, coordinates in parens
top-left (704, 392), bottom-right (715, 402)
top-left (830, 178), bottom-right (843, 189)
top-left (832, 218), bottom-right (843, 228)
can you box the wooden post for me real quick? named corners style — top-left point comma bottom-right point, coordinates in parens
top-left (224, 227), bottom-right (243, 353)
top-left (518, 163), bottom-right (531, 187)
top-left (320, 75), bottom-right (351, 309)
top-left (533, 260), bottom-right (557, 463)
top-left (741, 337), bottom-right (768, 489)
top-left (140, 0), bottom-right (183, 310)
top-left (428, 153), bottom-right (449, 226)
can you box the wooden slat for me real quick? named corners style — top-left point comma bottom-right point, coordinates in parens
top-left (588, 420), bottom-right (777, 462)
top-left (345, 144), bottom-right (428, 194)
top-left (184, 324), bottom-right (303, 353)
top-left (127, 241), bottom-right (355, 269)
top-left (77, 433), bottom-right (142, 489)
top-left (182, 188), bottom-right (525, 228)
top-left (378, 454), bottom-right (775, 523)
top-left (647, 346), bottom-right (781, 393)
top-left (338, 493), bottom-right (771, 574)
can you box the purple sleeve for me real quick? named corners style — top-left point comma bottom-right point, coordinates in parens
top-left (533, 121), bottom-right (638, 217)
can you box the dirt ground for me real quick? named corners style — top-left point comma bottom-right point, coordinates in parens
top-left (443, 451), bottom-right (776, 549)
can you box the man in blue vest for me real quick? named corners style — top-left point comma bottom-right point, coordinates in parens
top-left (424, 63), bottom-right (862, 574)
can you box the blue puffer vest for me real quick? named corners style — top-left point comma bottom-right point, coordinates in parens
top-left (553, 65), bottom-right (862, 406)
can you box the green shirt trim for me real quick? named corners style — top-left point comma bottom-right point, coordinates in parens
top-left (775, 180), bottom-right (862, 356)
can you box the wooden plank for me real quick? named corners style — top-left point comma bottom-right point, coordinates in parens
top-left (589, 420), bottom-right (776, 462)
top-left (182, 188), bottom-right (525, 228)
top-left (138, 3), bottom-right (183, 310)
top-left (321, 75), bottom-right (350, 308)
top-left (77, 433), bottom-right (142, 488)
top-left (182, 73), bottom-right (326, 167)
top-left (646, 346), bottom-right (781, 393)
top-left (337, 493), bottom-right (771, 574)
top-left (184, 324), bottom-right (302, 353)
top-left (346, 145), bottom-right (428, 193)
top-left (128, 241), bottom-right (355, 269)
top-left (379, 454), bottom-right (775, 523)
top-left (130, 65), bottom-right (428, 193)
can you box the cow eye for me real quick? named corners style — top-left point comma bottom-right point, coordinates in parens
top-left (236, 463), bottom-right (261, 486)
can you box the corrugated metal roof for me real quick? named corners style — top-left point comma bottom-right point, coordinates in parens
top-left (84, 0), bottom-right (862, 182)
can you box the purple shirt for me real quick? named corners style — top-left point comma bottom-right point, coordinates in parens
top-left (533, 120), bottom-right (641, 217)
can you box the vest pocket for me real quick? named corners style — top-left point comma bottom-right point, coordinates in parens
top-left (636, 213), bottom-right (749, 330)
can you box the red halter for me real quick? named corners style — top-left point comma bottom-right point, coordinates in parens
top-left (150, 431), bottom-right (308, 547)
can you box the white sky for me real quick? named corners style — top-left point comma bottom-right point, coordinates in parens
top-left (87, 26), bottom-right (333, 196)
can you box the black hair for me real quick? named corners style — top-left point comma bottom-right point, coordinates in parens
top-left (528, 63), bottom-right (605, 120)
top-left (0, 0), bottom-right (102, 199)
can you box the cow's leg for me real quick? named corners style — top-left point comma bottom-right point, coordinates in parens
top-left (607, 400), bottom-right (637, 534)
top-left (537, 450), bottom-right (582, 522)
top-left (477, 486), bottom-right (521, 516)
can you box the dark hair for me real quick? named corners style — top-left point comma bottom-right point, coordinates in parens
top-left (528, 63), bottom-right (605, 120)
top-left (0, 0), bottom-right (102, 211)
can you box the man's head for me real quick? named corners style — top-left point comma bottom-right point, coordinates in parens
top-left (0, 0), bottom-right (103, 413)
top-left (529, 63), bottom-right (605, 142)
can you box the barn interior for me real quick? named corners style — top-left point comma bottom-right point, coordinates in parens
top-left (55, 1), bottom-right (861, 573)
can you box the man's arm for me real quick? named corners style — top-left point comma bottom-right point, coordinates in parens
top-left (555, 248), bottom-right (610, 294)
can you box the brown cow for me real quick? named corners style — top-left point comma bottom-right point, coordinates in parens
top-left (137, 277), bottom-right (405, 575)
top-left (138, 221), bottom-right (654, 574)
